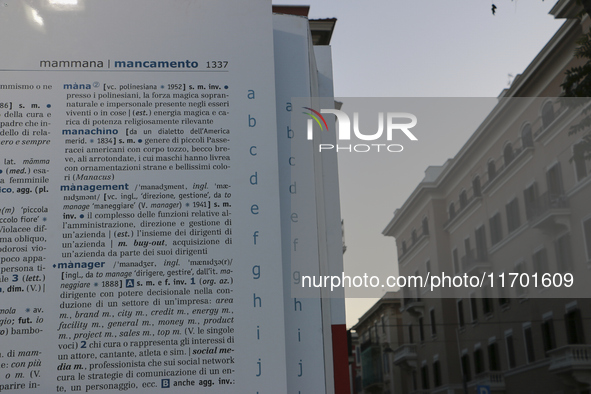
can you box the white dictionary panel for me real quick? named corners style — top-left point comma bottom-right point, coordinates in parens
top-left (0, 1), bottom-right (287, 392)
top-left (272, 13), bottom-right (328, 394)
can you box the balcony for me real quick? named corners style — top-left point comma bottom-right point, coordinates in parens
top-left (526, 192), bottom-right (570, 234)
top-left (398, 231), bottom-right (429, 264)
top-left (392, 344), bottom-right (417, 370)
top-left (404, 300), bottom-right (425, 317)
top-left (481, 144), bottom-right (535, 196)
top-left (533, 100), bottom-right (569, 143)
top-left (402, 289), bottom-right (425, 317)
top-left (549, 344), bottom-right (591, 372)
top-left (361, 345), bottom-right (383, 391)
top-left (470, 371), bottom-right (506, 391)
top-left (443, 191), bottom-right (483, 232)
top-left (461, 249), bottom-right (490, 275)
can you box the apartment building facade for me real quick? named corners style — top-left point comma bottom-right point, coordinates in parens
top-left (351, 293), bottom-right (406, 394)
top-left (383, 1), bottom-right (591, 392)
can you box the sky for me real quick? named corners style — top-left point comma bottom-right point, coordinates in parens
top-left (275, 0), bottom-right (566, 327)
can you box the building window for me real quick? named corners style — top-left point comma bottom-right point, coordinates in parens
top-left (565, 308), bottom-right (585, 344)
top-left (474, 348), bottom-right (484, 375)
top-left (421, 364), bottom-right (430, 390)
top-left (506, 198), bottom-right (521, 233)
top-left (401, 241), bottom-right (407, 255)
top-left (524, 183), bottom-right (538, 220)
top-left (411, 370), bottom-right (417, 391)
top-left (412, 229), bottom-right (417, 244)
top-left (381, 316), bottom-right (386, 334)
top-left (470, 294), bottom-right (478, 322)
top-left (488, 160), bottom-right (497, 182)
top-left (418, 317), bottom-right (425, 342)
top-left (489, 213), bottom-right (503, 246)
top-left (547, 162), bottom-right (564, 197)
top-left (383, 352), bottom-right (390, 374)
top-left (498, 280), bottom-right (510, 307)
top-left (488, 342), bottom-right (500, 371)
top-left (584, 218), bottom-right (591, 261)
top-left (532, 248), bottom-right (549, 275)
top-left (473, 176), bottom-right (482, 197)
top-left (433, 360), bottom-right (442, 387)
top-left (449, 202), bottom-right (456, 220)
top-left (459, 190), bottom-right (468, 210)
top-left (524, 325), bottom-right (535, 363)
top-left (554, 233), bottom-right (572, 273)
top-left (408, 324), bottom-right (414, 344)
top-left (522, 124), bottom-right (533, 148)
top-left (461, 354), bottom-right (471, 382)
top-left (506, 334), bottom-right (516, 369)
top-left (422, 217), bottom-right (429, 235)
top-left (426, 260), bottom-right (431, 274)
top-left (515, 261), bottom-right (527, 297)
top-left (453, 248), bottom-right (460, 274)
top-left (504, 143), bottom-right (514, 167)
top-left (403, 287), bottom-right (412, 306)
top-left (482, 287), bottom-right (494, 315)
top-left (430, 308), bottom-right (437, 336)
top-left (574, 142), bottom-right (588, 181)
top-left (541, 318), bottom-right (556, 354)
top-left (457, 300), bottom-right (465, 328)
top-left (475, 225), bottom-right (487, 261)
top-left (464, 237), bottom-right (471, 263)
top-left (482, 297), bottom-right (493, 315)
top-left (542, 101), bottom-right (555, 129)
top-left (361, 331), bottom-right (369, 343)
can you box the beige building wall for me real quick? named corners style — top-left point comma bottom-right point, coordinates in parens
top-left (382, 1), bottom-right (591, 393)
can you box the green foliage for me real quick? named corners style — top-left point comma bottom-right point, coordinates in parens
top-left (562, 29), bottom-right (591, 98)
top-left (561, 17), bottom-right (591, 161)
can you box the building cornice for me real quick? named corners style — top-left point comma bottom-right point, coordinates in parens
top-left (351, 293), bottom-right (401, 331)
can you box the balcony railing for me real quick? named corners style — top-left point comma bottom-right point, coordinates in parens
top-left (443, 191), bottom-right (482, 230)
top-left (402, 289), bottom-right (424, 316)
top-left (533, 101), bottom-right (568, 141)
top-left (471, 371), bottom-right (505, 390)
top-left (461, 249), bottom-right (489, 274)
top-left (525, 192), bottom-right (569, 221)
top-left (398, 231), bottom-right (429, 262)
top-left (548, 344), bottom-right (591, 373)
top-left (392, 344), bottom-right (417, 368)
top-left (481, 142), bottom-right (534, 194)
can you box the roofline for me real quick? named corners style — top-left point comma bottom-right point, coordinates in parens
top-left (309, 18), bottom-right (337, 45)
top-left (550, 0), bottom-right (581, 18)
top-left (351, 292), bottom-right (401, 331)
top-left (272, 5), bottom-right (309, 17)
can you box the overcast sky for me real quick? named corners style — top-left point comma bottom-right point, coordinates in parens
top-left (275, 0), bottom-right (566, 327)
